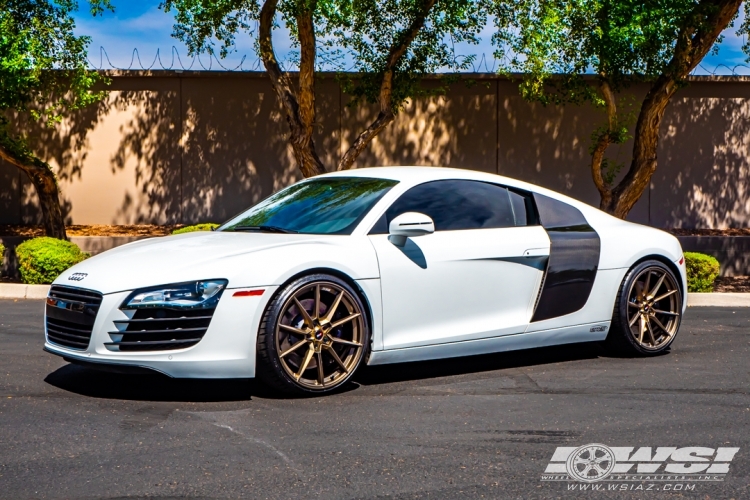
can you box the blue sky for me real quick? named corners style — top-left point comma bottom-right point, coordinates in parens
top-left (74, 1), bottom-right (750, 75)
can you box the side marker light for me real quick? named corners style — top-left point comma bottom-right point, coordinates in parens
top-left (233, 289), bottom-right (265, 297)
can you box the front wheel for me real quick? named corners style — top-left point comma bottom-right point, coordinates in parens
top-left (256, 274), bottom-right (370, 395)
top-left (606, 260), bottom-right (683, 356)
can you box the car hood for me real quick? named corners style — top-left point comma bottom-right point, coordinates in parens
top-left (53, 231), bottom-right (351, 294)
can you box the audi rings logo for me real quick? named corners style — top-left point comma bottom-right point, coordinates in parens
top-left (566, 444), bottom-right (616, 482)
top-left (68, 272), bottom-right (88, 281)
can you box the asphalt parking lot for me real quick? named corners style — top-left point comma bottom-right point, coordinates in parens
top-left (0, 299), bottom-right (748, 499)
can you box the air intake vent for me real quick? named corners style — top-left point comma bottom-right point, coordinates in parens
top-left (45, 286), bottom-right (104, 350)
top-left (106, 308), bottom-right (216, 352)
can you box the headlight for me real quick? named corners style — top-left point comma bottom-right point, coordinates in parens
top-left (122, 280), bottom-right (228, 309)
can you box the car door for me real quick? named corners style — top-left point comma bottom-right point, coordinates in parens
top-left (367, 179), bottom-right (550, 350)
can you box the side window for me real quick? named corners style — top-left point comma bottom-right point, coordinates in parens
top-left (371, 180), bottom-right (524, 233)
top-left (508, 189), bottom-right (537, 226)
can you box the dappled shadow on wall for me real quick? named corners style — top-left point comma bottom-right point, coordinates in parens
top-left (112, 78), bottom-right (310, 224)
top-left (497, 83), bottom-right (664, 226)
top-left (176, 78), bottom-right (304, 223)
top-left (496, 83), bottom-right (650, 224)
top-left (5, 94), bottom-right (108, 224)
top-left (340, 80), bottom-right (496, 173)
top-left (657, 95), bottom-right (750, 228)
top-left (10, 76), bottom-right (334, 225)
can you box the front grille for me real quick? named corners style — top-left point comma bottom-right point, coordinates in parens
top-left (45, 286), bottom-right (103, 350)
top-left (106, 308), bottom-right (216, 352)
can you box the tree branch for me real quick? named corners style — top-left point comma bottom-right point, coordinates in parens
top-left (297, 7), bottom-right (317, 137)
top-left (259, 0), bottom-right (325, 177)
top-left (591, 79), bottom-right (616, 202)
top-left (338, 0), bottom-right (439, 171)
top-left (0, 142), bottom-right (67, 239)
top-left (606, 0), bottom-right (742, 217)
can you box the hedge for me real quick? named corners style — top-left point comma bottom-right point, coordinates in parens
top-left (15, 237), bottom-right (90, 284)
top-left (684, 252), bottom-right (720, 293)
top-left (172, 223), bottom-right (220, 235)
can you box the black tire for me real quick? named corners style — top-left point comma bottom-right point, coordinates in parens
top-left (256, 273), bottom-right (370, 395)
top-left (605, 259), bottom-right (683, 356)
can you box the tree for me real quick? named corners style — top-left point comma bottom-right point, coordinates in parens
top-left (493, 0), bottom-right (744, 219)
top-left (0, 0), bottom-right (112, 239)
top-left (162, 0), bottom-right (488, 177)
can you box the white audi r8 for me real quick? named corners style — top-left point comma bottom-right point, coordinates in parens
top-left (44, 167), bottom-right (686, 394)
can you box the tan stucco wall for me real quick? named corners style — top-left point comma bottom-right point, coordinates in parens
top-left (1, 72), bottom-right (748, 228)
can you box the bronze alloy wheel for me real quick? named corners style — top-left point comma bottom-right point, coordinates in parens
top-left (607, 259), bottom-right (682, 356)
top-left (256, 274), bottom-right (369, 394)
top-left (625, 266), bottom-right (682, 351)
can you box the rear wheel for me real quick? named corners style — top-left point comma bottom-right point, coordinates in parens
top-left (606, 260), bottom-right (682, 356)
top-left (256, 274), bottom-right (369, 395)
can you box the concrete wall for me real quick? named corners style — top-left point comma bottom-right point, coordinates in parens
top-left (2, 72), bottom-right (749, 228)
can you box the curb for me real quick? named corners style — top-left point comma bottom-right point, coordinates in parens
top-left (0, 284), bottom-right (51, 300)
top-left (687, 292), bottom-right (750, 307)
top-left (1, 284), bottom-right (749, 306)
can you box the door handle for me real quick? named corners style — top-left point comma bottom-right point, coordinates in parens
top-left (523, 248), bottom-right (549, 257)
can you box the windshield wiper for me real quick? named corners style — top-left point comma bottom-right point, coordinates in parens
top-left (229, 225), bottom-right (298, 234)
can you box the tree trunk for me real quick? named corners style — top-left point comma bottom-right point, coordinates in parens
top-left (602, 0), bottom-right (742, 219)
top-left (602, 76), bottom-right (677, 218)
top-left (0, 145), bottom-right (67, 239)
top-left (259, 0), bottom-right (325, 178)
top-left (337, 0), bottom-right (439, 171)
top-left (591, 79), bottom-right (616, 210)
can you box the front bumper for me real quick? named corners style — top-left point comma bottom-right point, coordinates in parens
top-left (44, 287), bottom-right (277, 378)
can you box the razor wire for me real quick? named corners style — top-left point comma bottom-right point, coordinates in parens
top-left (88, 46), bottom-right (750, 76)
top-left (87, 46), bottom-right (502, 73)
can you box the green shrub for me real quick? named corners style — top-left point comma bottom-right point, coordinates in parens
top-left (0, 242), bottom-right (5, 261)
top-left (172, 223), bottom-right (219, 235)
top-left (684, 252), bottom-right (720, 293)
top-left (16, 237), bottom-right (89, 284)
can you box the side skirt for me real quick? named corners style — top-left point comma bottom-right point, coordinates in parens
top-left (366, 321), bottom-right (611, 366)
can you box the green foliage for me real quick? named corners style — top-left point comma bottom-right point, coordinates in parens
top-left (491, 0), bottom-right (739, 203)
top-left (15, 237), bottom-right (89, 284)
top-left (0, 242), bottom-right (5, 262)
top-left (0, 1), bottom-right (113, 121)
top-left (492, 0), bottom-right (700, 105)
top-left (684, 252), bottom-right (720, 293)
top-left (159, 1), bottom-right (259, 59)
top-left (172, 223), bottom-right (220, 234)
top-left (322, 0), bottom-right (491, 110)
top-left (0, 0), bottom-right (113, 172)
top-left (161, 0), bottom-right (491, 112)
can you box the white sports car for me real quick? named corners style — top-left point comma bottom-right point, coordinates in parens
top-left (44, 167), bottom-right (687, 394)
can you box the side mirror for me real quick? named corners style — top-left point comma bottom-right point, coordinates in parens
top-left (388, 212), bottom-right (435, 246)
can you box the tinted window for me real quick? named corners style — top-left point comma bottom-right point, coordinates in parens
top-left (220, 177), bottom-right (398, 235)
top-left (532, 193), bottom-right (588, 229)
top-left (375, 180), bottom-right (519, 232)
top-left (509, 189), bottom-right (531, 226)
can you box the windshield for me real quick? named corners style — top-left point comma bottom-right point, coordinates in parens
top-left (219, 177), bottom-right (399, 235)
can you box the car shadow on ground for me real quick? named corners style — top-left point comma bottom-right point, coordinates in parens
top-left (354, 341), bottom-right (609, 386)
top-left (44, 341), bottom-right (641, 402)
top-left (44, 363), bottom-right (260, 402)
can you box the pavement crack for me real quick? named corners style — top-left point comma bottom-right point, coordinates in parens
top-left (507, 368), bottom-right (545, 393)
top-left (212, 422), bottom-right (303, 477)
